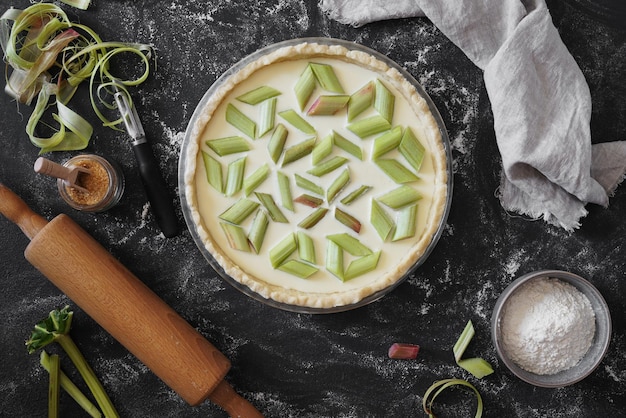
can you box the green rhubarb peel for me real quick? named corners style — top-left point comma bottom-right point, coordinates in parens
top-left (1, 3), bottom-right (154, 152)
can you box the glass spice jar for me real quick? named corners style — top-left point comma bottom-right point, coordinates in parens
top-left (57, 154), bottom-right (125, 212)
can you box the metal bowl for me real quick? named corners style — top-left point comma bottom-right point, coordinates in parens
top-left (491, 270), bottom-right (611, 387)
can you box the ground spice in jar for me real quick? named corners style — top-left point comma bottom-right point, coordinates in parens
top-left (65, 159), bottom-right (110, 206)
top-left (58, 154), bottom-right (124, 212)
top-left (500, 277), bottom-right (595, 375)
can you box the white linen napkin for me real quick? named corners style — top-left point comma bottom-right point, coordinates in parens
top-left (320, 0), bottom-right (626, 230)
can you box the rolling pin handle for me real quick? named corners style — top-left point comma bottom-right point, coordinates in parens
top-left (0, 183), bottom-right (48, 240)
top-left (209, 380), bottom-right (264, 418)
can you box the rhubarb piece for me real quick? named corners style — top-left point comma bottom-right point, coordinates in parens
top-left (201, 151), bottom-right (223, 194)
top-left (378, 185), bottom-right (421, 209)
top-left (326, 168), bottom-right (350, 203)
top-left (325, 239), bottom-right (344, 281)
top-left (310, 62), bottom-right (344, 93)
top-left (220, 222), bottom-right (250, 252)
top-left (226, 103), bottom-right (256, 139)
top-left (236, 85), bottom-right (281, 105)
top-left (375, 159), bottom-right (419, 184)
top-left (453, 320), bottom-right (476, 362)
top-left (374, 79), bottom-right (395, 123)
top-left (307, 156), bottom-right (348, 177)
top-left (388, 343), bottom-right (420, 359)
top-left (327, 233), bottom-right (372, 256)
top-left (348, 81), bottom-right (374, 122)
top-left (399, 127), bottom-right (426, 172)
top-left (458, 358), bottom-right (495, 380)
top-left (297, 231), bottom-right (316, 264)
top-left (269, 233), bottom-right (298, 268)
top-left (268, 124), bottom-right (288, 163)
top-left (282, 137), bottom-right (316, 166)
top-left (335, 207), bottom-right (361, 233)
top-left (340, 185), bottom-right (371, 205)
top-left (298, 207), bottom-right (328, 229)
top-left (295, 173), bottom-right (324, 196)
top-left (347, 115), bottom-right (391, 138)
top-left (243, 163), bottom-right (270, 196)
top-left (277, 171), bottom-right (294, 211)
top-left (225, 157), bottom-right (246, 197)
top-left (278, 109), bottom-right (316, 134)
top-left (344, 251), bottom-right (381, 280)
top-left (453, 320), bottom-right (494, 379)
top-left (278, 259), bottom-right (318, 279)
top-left (294, 194), bottom-right (324, 208)
top-left (294, 65), bottom-right (316, 110)
top-left (248, 209), bottom-right (269, 254)
top-left (206, 136), bottom-right (250, 156)
top-left (312, 134), bottom-right (333, 165)
top-left (371, 199), bottom-right (395, 241)
top-left (257, 97), bottom-right (277, 137)
top-left (255, 192), bottom-right (288, 223)
top-left (219, 198), bottom-right (259, 224)
top-left (307, 95), bottom-right (350, 116)
top-left (392, 203), bottom-right (418, 241)
top-left (332, 131), bottom-right (363, 160)
top-left (371, 126), bottom-right (402, 159)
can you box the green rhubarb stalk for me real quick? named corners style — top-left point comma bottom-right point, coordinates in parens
top-left (277, 259), bottom-right (318, 279)
top-left (294, 65), bottom-right (316, 110)
top-left (347, 81), bottom-right (374, 122)
top-left (26, 306), bottom-right (119, 418)
top-left (248, 209), bottom-right (269, 254)
top-left (220, 222), bottom-right (250, 252)
top-left (375, 159), bottom-right (419, 184)
top-left (453, 320), bottom-right (495, 379)
top-left (453, 320), bottom-right (475, 362)
top-left (298, 207), bottom-right (328, 229)
top-left (48, 352), bottom-right (60, 418)
top-left (312, 134), bottom-right (333, 165)
top-left (332, 131), bottom-right (362, 160)
top-left (40, 351), bottom-right (102, 418)
top-left (344, 251), bottom-right (381, 280)
top-left (307, 156), bottom-right (348, 177)
top-left (307, 95), bottom-right (349, 116)
top-left (340, 185), bottom-right (371, 205)
top-left (374, 79), bottom-right (395, 123)
top-left (257, 97), bottom-right (277, 137)
top-left (269, 233), bottom-right (298, 268)
top-left (236, 85), bottom-right (281, 105)
top-left (310, 63), bottom-right (344, 93)
top-left (297, 231), bottom-right (316, 264)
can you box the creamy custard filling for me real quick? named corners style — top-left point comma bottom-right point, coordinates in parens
top-left (184, 43), bottom-right (448, 308)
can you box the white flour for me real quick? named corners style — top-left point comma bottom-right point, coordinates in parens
top-left (501, 277), bottom-right (595, 375)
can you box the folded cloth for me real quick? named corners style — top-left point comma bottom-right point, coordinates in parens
top-left (320, 0), bottom-right (626, 230)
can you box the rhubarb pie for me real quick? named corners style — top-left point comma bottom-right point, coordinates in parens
top-left (180, 39), bottom-right (450, 311)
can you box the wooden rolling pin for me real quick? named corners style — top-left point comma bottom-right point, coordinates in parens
top-left (0, 183), bottom-right (262, 418)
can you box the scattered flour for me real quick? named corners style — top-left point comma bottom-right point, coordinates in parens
top-left (501, 277), bottom-right (595, 375)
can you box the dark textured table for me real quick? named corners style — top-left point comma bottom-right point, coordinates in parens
top-left (1, 1), bottom-right (624, 417)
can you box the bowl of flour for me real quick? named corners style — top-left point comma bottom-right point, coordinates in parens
top-left (491, 270), bottom-right (611, 387)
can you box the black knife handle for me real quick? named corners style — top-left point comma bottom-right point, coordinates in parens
top-left (132, 141), bottom-right (179, 237)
